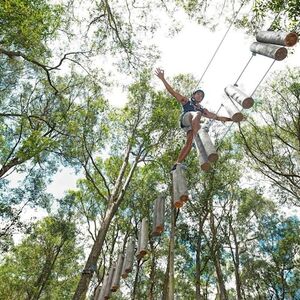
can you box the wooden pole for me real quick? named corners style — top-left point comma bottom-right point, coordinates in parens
top-left (137, 218), bottom-right (148, 258)
top-left (121, 238), bottom-right (135, 279)
top-left (194, 134), bottom-right (211, 171)
top-left (111, 254), bottom-right (124, 292)
top-left (222, 98), bottom-right (244, 122)
top-left (256, 31), bottom-right (298, 47)
top-left (224, 85), bottom-right (254, 109)
top-left (104, 265), bottom-right (115, 299)
top-left (250, 42), bottom-right (287, 61)
top-left (172, 168), bottom-right (183, 208)
top-left (176, 165), bottom-right (189, 204)
top-left (199, 129), bottom-right (219, 163)
top-left (152, 195), bottom-right (165, 236)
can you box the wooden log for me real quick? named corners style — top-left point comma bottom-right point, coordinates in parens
top-left (104, 265), bottom-right (115, 299)
top-left (222, 98), bottom-right (244, 122)
top-left (250, 42), bottom-right (287, 61)
top-left (139, 218), bottom-right (149, 257)
top-left (97, 274), bottom-right (109, 300)
top-left (176, 165), bottom-right (189, 204)
top-left (152, 195), bottom-right (165, 236)
top-left (136, 225), bottom-right (142, 260)
top-left (111, 254), bottom-right (124, 292)
top-left (194, 134), bottom-right (211, 171)
top-left (199, 129), bottom-right (219, 163)
top-left (121, 238), bottom-right (135, 278)
top-left (172, 167), bottom-right (183, 208)
top-left (256, 31), bottom-right (298, 47)
top-left (224, 85), bottom-right (254, 109)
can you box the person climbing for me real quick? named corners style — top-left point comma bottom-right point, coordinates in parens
top-left (155, 68), bottom-right (233, 171)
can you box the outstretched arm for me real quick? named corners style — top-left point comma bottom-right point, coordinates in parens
top-left (203, 109), bottom-right (232, 122)
top-left (155, 68), bottom-right (188, 104)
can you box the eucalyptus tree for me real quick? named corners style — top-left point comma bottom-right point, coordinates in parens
top-left (175, 0), bottom-right (300, 33)
top-left (237, 67), bottom-right (300, 205)
top-left (240, 214), bottom-right (300, 299)
top-left (0, 214), bottom-right (83, 300)
top-left (71, 71), bottom-right (180, 299)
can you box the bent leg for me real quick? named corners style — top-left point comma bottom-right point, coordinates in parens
top-left (176, 130), bottom-right (194, 163)
top-left (175, 112), bottom-right (202, 164)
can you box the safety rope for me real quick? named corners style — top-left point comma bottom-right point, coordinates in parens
top-left (193, 1), bottom-right (247, 90)
top-left (215, 58), bottom-right (277, 149)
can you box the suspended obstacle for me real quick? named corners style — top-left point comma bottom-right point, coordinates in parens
top-left (250, 42), bottom-right (287, 61)
top-left (194, 133), bottom-right (210, 172)
top-left (152, 194), bottom-right (165, 236)
top-left (194, 129), bottom-right (219, 172)
top-left (172, 164), bottom-right (189, 208)
top-left (121, 238), bottom-right (135, 278)
top-left (104, 265), bottom-right (115, 299)
top-left (224, 85), bottom-right (254, 109)
top-left (136, 218), bottom-right (149, 259)
top-left (222, 95), bottom-right (244, 122)
top-left (250, 30), bottom-right (299, 61)
top-left (256, 31), bottom-right (298, 47)
top-left (111, 254), bottom-right (124, 292)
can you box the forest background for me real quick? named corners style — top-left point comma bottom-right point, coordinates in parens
top-left (0, 0), bottom-right (300, 299)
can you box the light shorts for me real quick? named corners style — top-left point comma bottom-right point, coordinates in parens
top-left (181, 111), bottom-right (202, 133)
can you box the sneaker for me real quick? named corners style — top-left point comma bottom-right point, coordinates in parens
top-left (170, 164), bottom-right (178, 172)
top-left (170, 163), bottom-right (187, 172)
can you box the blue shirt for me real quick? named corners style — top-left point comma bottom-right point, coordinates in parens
top-left (180, 99), bottom-right (205, 128)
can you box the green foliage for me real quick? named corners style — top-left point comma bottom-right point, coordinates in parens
top-left (240, 214), bottom-right (300, 298)
top-left (236, 67), bottom-right (300, 205)
top-left (0, 0), bottom-right (63, 57)
top-left (236, 0), bottom-right (300, 33)
top-left (0, 216), bottom-right (83, 299)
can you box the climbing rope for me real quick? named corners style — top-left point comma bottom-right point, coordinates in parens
top-left (193, 1), bottom-right (247, 90)
top-left (215, 58), bottom-right (277, 149)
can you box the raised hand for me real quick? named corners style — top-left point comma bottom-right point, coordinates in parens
top-left (155, 68), bottom-right (165, 80)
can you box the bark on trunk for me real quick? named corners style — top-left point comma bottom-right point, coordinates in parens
top-left (209, 210), bottom-right (227, 300)
top-left (132, 260), bottom-right (141, 300)
top-left (73, 145), bottom-right (139, 299)
top-left (28, 240), bottom-right (66, 300)
top-left (195, 236), bottom-right (202, 300)
top-left (167, 206), bottom-right (175, 300)
top-left (229, 222), bottom-right (242, 300)
top-left (0, 157), bottom-right (22, 178)
top-left (148, 240), bottom-right (156, 300)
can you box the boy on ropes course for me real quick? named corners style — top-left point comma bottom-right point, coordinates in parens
top-left (155, 68), bottom-right (233, 171)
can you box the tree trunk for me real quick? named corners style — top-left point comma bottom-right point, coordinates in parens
top-left (73, 203), bottom-right (117, 300)
top-left (167, 206), bottom-right (175, 300)
top-left (229, 222), bottom-right (242, 300)
top-left (132, 260), bottom-right (141, 300)
top-left (195, 236), bottom-right (202, 300)
top-left (73, 145), bottom-right (140, 299)
top-left (148, 241), bottom-right (156, 300)
top-left (209, 210), bottom-right (227, 300)
top-left (162, 180), bottom-right (176, 300)
top-left (162, 250), bottom-right (170, 300)
top-left (0, 157), bottom-right (22, 178)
